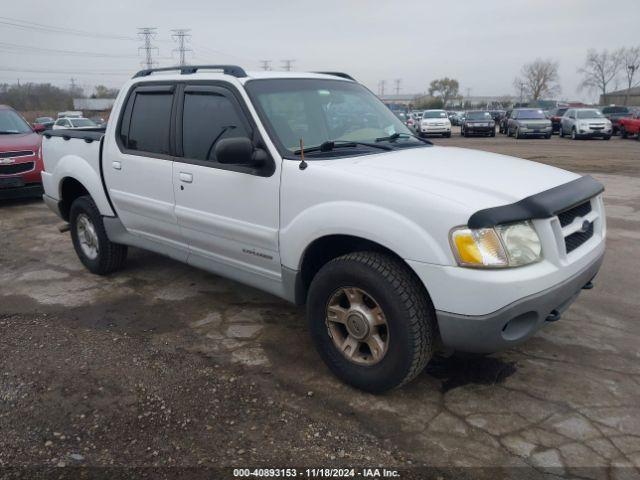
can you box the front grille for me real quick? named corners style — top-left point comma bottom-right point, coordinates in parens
top-left (558, 200), bottom-right (592, 227)
top-left (565, 222), bottom-right (594, 253)
top-left (0, 150), bottom-right (34, 159)
top-left (0, 162), bottom-right (34, 175)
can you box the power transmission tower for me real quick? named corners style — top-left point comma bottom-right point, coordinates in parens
top-left (378, 80), bottom-right (386, 96)
top-left (260, 60), bottom-right (272, 71)
top-left (171, 29), bottom-right (192, 66)
top-left (281, 59), bottom-right (295, 71)
top-left (137, 27), bottom-right (159, 69)
top-left (394, 79), bottom-right (401, 95)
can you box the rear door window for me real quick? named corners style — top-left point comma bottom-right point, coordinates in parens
top-left (120, 86), bottom-right (174, 155)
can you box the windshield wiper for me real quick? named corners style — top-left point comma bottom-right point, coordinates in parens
top-left (376, 132), bottom-right (433, 145)
top-left (0, 131), bottom-right (21, 134)
top-left (294, 140), bottom-right (392, 155)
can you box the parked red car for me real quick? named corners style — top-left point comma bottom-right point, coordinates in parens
top-left (618, 111), bottom-right (640, 140)
top-left (0, 105), bottom-right (45, 199)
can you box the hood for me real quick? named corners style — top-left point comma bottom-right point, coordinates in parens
top-left (319, 146), bottom-right (579, 211)
top-left (0, 132), bottom-right (41, 153)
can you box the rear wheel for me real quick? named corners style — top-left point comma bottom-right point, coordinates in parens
top-left (69, 195), bottom-right (128, 275)
top-left (620, 126), bottom-right (628, 139)
top-left (307, 252), bottom-right (435, 392)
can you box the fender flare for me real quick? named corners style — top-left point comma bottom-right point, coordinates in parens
top-left (280, 201), bottom-right (450, 270)
top-left (55, 154), bottom-right (115, 217)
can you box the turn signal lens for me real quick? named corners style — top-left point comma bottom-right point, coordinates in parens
top-left (450, 228), bottom-right (508, 267)
top-left (450, 222), bottom-right (542, 268)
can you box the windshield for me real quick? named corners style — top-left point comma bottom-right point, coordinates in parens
top-left (466, 111), bottom-right (492, 121)
top-left (0, 109), bottom-right (32, 134)
top-left (577, 110), bottom-right (604, 119)
top-left (36, 117), bottom-right (53, 123)
top-left (518, 109), bottom-right (546, 119)
top-left (70, 118), bottom-right (96, 128)
top-left (246, 79), bottom-right (424, 157)
top-left (423, 110), bottom-right (447, 119)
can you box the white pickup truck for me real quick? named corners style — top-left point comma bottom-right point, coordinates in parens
top-left (41, 66), bottom-right (606, 392)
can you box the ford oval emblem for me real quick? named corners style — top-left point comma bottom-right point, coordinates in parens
top-left (580, 220), bottom-right (590, 233)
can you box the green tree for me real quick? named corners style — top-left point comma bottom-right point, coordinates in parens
top-left (92, 85), bottom-right (119, 99)
top-left (427, 78), bottom-right (459, 107)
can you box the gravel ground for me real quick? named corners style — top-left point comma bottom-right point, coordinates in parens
top-left (1, 132), bottom-right (639, 479)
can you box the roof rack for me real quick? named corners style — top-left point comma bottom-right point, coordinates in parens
top-left (314, 71), bottom-right (356, 81)
top-left (133, 65), bottom-right (247, 79)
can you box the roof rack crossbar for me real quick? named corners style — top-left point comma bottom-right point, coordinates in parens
top-left (313, 71), bottom-right (356, 81)
top-left (133, 65), bottom-right (247, 79)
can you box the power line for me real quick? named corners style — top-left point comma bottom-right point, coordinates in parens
top-left (171, 29), bottom-right (192, 66)
top-left (138, 28), bottom-right (159, 69)
top-left (0, 41), bottom-right (141, 59)
top-left (281, 59), bottom-right (295, 71)
top-left (0, 16), bottom-right (136, 40)
top-left (260, 60), bottom-right (272, 71)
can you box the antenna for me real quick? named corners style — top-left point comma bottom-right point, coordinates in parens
top-left (298, 138), bottom-right (307, 170)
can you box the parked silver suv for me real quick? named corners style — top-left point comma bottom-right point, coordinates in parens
top-left (559, 108), bottom-right (612, 140)
top-left (506, 108), bottom-right (552, 139)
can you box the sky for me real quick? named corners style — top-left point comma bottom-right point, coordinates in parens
top-left (1, 0), bottom-right (638, 102)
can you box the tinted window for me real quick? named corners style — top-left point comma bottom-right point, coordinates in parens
top-left (182, 91), bottom-right (249, 162)
top-left (126, 92), bottom-right (173, 154)
top-left (517, 109), bottom-right (546, 119)
top-left (577, 110), bottom-right (604, 119)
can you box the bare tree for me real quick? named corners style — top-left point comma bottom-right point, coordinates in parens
top-left (513, 59), bottom-right (560, 101)
top-left (578, 49), bottom-right (621, 103)
top-left (428, 78), bottom-right (460, 108)
top-left (618, 46), bottom-right (640, 105)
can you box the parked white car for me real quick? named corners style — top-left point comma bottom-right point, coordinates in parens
top-left (417, 109), bottom-right (452, 137)
top-left (52, 117), bottom-right (99, 130)
top-left (41, 66), bottom-right (606, 392)
top-left (559, 108), bottom-right (612, 140)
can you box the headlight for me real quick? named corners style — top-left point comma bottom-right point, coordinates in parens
top-left (450, 221), bottom-right (542, 268)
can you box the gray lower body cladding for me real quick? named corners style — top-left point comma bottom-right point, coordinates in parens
top-left (435, 252), bottom-right (604, 353)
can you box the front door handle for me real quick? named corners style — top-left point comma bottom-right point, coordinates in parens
top-left (179, 172), bottom-right (193, 183)
top-left (112, 161), bottom-right (122, 170)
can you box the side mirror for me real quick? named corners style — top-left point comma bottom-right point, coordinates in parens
top-left (32, 123), bottom-right (46, 133)
top-left (215, 137), bottom-right (265, 167)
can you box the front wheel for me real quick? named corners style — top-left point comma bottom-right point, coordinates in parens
top-left (559, 125), bottom-right (565, 138)
top-left (444, 132), bottom-right (451, 138)
top-left (571, 128), bottom-right (578, 140)
top-left (307, 252), bottom-right (435, 393)
top-left (70, 195), bottom-right (128, 275)
top-left (620, 127), bottom-right (627, 139)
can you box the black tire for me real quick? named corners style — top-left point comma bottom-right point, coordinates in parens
top-left (307, 252), bottom-right (435, 393)
top-left (444, 132), bottom-right (451, 138)
top-left (559, 125), bottom-right (565, 138)
top-left (490, 130), bottom-right (496, 137)
top-left (604, 135), bottom-right (611, 141)
top-left (620, 126), bottom-right (627, 139)
top-left (506, 126), bottom-right (511, 137)
top-left (571, 127), bottom-right (579, 140)
top-left (545, 133), bottom-right (551, 139)
top-left (69, 195), bottom-right (128, 275)
top-left (460, 127), bottom-right (465, 137)
top-left (515, 127), bottom-right (522, 139)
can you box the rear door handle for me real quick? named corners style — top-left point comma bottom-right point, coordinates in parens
top-left (179, 172), bottom-right (193, 183)
top-left (112, 161), bottom-right (122, 170)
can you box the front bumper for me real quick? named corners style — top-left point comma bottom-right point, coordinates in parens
top-left (433, 251), bottom-right (603, 353)
top-left (0, 182), bottom-right (43, 200)
top-left (420, 126), bottom-right (451, 133)
top-left (465, 125), bottom-right (495, 135)
top-left (578, 128), bottom-right (611, 137)
top-left (519, 126), bottom-right (552, 136)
